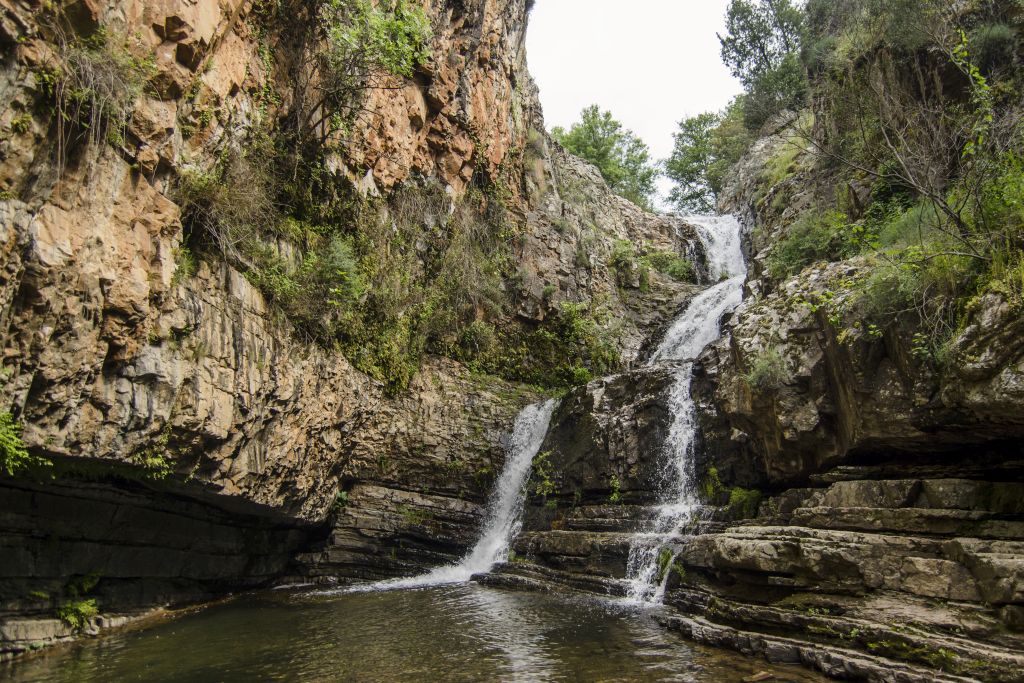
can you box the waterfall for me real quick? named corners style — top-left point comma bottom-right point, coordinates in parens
top-left (347, 398), bottom-right (558, 592)
top-left (624, 215), bottom-right (747, 605)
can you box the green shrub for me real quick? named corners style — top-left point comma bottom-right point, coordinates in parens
top-left (744, 346), bottom-right (791, 390)
top-left (608, 474), bottom-right (622, 504)
top-left (171, 247), bottom-right (197, 286)
top-left (56, 598), bottom-right (98, 631)
top-left (40, 21), bottom-right (156, 161)
top-left (701, 466), bottom-right (725, 502)
top-left (767, 210), bottom-right (854, 279)
top-left (56, 572), bottom-right (101, 631)
top-left (645, 250), bottom-right (696, 282)
top-left (531, 450), bottom-right (558, 499)
top-left (0, 412), bottom-right (50, 476)
top-left (609, 239), bottom-right (647, 287)
top-left (971, 23), bottom-right (1018, 75)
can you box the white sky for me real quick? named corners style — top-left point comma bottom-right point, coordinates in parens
top-left (526, 0), bottom-right (742, 205)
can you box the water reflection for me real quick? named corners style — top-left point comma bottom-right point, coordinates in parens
top-left (1, 585), bottom-right (826, 682)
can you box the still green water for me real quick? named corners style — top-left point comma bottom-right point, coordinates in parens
top-left (2, 584), bottom-right (825, 682)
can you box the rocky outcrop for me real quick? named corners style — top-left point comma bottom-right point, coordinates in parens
top-left (693, 260), bottom-right (1024, 491)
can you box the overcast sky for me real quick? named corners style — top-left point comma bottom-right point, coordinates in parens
top-left (526, 1), bottom-right (742, 205)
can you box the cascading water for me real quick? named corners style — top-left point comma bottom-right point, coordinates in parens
top-left (624, 215), bottom-right (746, 605)
top-left (348, 398), bottom-right (558, 592)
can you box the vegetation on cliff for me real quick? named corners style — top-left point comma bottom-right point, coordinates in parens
top-left (168, 1), bottom-right (622, 394)
top-left (670, 0), bottom-right (1024, 365)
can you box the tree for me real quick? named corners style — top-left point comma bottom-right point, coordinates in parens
top-left (665, 100), bottom-right (756, 214)
top-left (552, 105), bottom-right (659, 210)
top-left (719, 0), bottom-right (807, 129)
top-left (719, 0), bottom-right (804, 88)
top-left (665, 112), bottom-right (720, 213)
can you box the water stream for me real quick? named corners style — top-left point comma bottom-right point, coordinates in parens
top-left (343, 398), bottom-right (558, 593)
top-left (624, 215), bottom-right (747, 604)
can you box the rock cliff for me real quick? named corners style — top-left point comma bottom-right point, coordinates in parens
top-left (0, 0), bottom-right (702, 657)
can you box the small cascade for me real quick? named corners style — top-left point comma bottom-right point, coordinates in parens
top-left (349, 398), bottom-right (558, 592)
top-left (624, 215), bottom-right (747, 605)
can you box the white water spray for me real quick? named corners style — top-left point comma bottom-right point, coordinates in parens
top-left (624, 215), bottom-right (746, 605)
top-left (346, 398), bottom-right (558, 593)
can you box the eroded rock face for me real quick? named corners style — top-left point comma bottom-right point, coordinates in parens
top-left (521, 364), bottom-right (681, 522)
top-left (693, 259), bottom-right (1024, 491)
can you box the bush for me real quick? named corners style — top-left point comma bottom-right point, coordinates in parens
top-left (0, 412), bottom-right (50, 476)
top-left (767, 210), bottom-right (855, 279)
top-left (56, 599), bottom-right (98, 631)
top-left (744, 347), bottom-right (791, 389)
top-left (39, 20), bottom-right (156, 163)
top-left (645, 250), bottom-right (696, 282)
top-left (728, 487), bottom-right (763, 518)
top-left (609, 239), bottom-right (648, 288)
top-left (176, 149), bottom-right (279, 263)
top-left (971, 23), bottom-right (1018, 75)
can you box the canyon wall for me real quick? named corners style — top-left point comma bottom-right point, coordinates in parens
top-left (0, 0), bottom-right (704, 658)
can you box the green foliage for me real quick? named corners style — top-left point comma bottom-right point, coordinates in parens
top-left (532, 450), bottom-right (558, 499)
top-left (272, 0), bottom-right (432, 146)
top-left (39, 19), bottom-right (157, 164)
top-left (57, 572), bottom-right (100, 631)
top-left (645, 250), bottom-right (696, 283)
top-left (728, 486), bottom-right (763, 518)
top-left (56, 598), bottom-right (98, 631)
top-left (609, 239), bottom-right (646, 288)
top-left (608, 474), bottom-right (622, 504)
top-left (666, 112), bottom-right (720, 213)
top-left (0, 412), bottom-right (50, 476)
top-left (552, 105), bottom-right (658, 210)
top-left (701, 466), bottom-right (725, 502)
top-left (656, 546), bottom-right (674, 583)
top-left (744, 346), bottom-right (791, 390)
top-left (719, 0), bottom-right (807, 129)
top-left (171, 247), bottom-right (197, 286)
top-left (720, 0), bottom-right (804, 88)
top-left (333, 490), bottom-right (350, 510)
top-left (666, 99), bottom-right (756, 214)
top-left (130, 426), bottom-right (176, 479)
top-left (767, 210), bottom-right (856, 279)
top-left (970, 23), bottom-right (1018, 75)
top-left (321, 0), bottom-right (431, 80)
top-left (10, 113), bottom-right (32, 134)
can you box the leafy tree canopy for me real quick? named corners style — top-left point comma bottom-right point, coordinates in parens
top-left (665, 99), bottom-right (755, 214)
top-left (552, 105), bottom-right (659, 211)
top-left (665, 112), bottom-right (720, 213)
top-left (719, 0), bottom-right (807, 129)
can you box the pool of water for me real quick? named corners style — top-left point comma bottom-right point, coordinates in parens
top-left (2, 584), bottom-right (826, 682)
